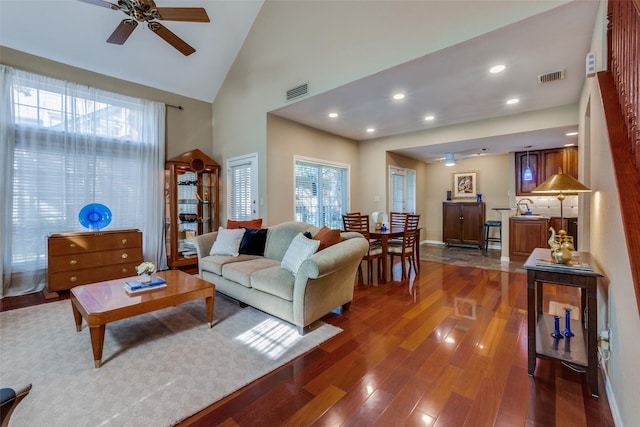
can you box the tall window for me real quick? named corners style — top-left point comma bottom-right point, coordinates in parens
top-left (227, 153), bottom-right (259, 220)
top-left (390, 166), bottom-right (416, 213)
top-left (1, 65), bottom-right (165, 297)
top-left (294, 157), bottom-right (349, 229)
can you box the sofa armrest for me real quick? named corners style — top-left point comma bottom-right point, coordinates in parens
top-left (293, 236), bottom-right (368, 330)
top-left (194, 231), bottom-right (218, 261)
top-left (298, 236), bottom-right (369, 279)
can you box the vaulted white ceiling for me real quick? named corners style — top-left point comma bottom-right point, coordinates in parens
top-left (0, 0), bottom-right (264, 102)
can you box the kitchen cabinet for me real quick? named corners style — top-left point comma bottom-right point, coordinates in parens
top-left (509, 218), bottom-right (549, 261)
top-left (516, 147), bottom-right (578, 196)
top-left (165, 149), bottom-right (220, 269)
top-left (48, 229), bottom-right (143, 292)
top-left (442, 202), bottom-right (485, 248)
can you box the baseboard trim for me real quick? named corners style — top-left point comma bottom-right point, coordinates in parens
top-left (601, 363), bottom-right (622, 426)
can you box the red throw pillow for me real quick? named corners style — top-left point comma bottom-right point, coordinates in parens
top-left (313, 227), bottom-right (341, 251)
top-left (227, 219), bottom-right (263, 230)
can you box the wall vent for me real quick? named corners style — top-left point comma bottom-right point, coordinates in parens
top-left (538, 69), bottom-right (566, 83)
top-left (286, 83), bottom-right (308, 101)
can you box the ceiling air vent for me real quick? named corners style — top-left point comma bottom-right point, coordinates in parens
top-left (538, 69), bottom-right (566, 83)
top-left (286, 83), bottom-right (308, 101)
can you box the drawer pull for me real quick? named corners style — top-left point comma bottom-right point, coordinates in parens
top-left (69, 243), bottom-right (77, 248)
top-left (70, 276), bottom-right (77, 282)
top-left (121, 253), bottom-right (128, 259)
top-left (69, 260), bottom-right (77, 265)
top-left (122, 268), bottom-right (128, 273)
top-left (122, 239), bottom-right (127, 244)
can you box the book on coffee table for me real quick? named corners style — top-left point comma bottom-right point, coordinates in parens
top-left (124, 277), bottom-right (167, 293)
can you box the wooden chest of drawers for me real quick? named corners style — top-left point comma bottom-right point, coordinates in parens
top-left (47, 229), bottom-right (143, 292)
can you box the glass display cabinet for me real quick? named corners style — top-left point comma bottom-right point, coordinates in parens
top-left (165, 149), bottom-right (220, 269)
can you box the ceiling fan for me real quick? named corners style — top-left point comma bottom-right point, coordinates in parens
top-left (79, 0), bottom-right (209, 56)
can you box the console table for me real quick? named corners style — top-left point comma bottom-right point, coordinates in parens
top-left (523, 248), bottom-right (603, 397)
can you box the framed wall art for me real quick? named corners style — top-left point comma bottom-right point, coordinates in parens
top-left (452, 171), bottom-right (478, 199)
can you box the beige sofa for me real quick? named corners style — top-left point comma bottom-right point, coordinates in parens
top-left (194, 221), bottom-right (369, 334)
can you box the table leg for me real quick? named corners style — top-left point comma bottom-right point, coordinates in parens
top-left (89, 325), bottom-right (106, 368)
top-left (71, 302), bottom-right (83, 332)
top-left (527, 272), bottom-right (536, 375)
top-left (536, 281), bottom-right (543, 315)
top-left (414, 230), bottom-right (421, 271)
top-left (205, 294), bottom-right (215, 328)
top-left (587, 278), bottom-right (599, 396)
top-left (380, 235), bottom-right (389, 283)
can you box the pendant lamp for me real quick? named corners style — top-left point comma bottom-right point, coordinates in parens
top-left (523, 148), bottom-right (534, 181)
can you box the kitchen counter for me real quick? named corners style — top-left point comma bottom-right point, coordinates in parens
top-left (510, 215), bottom-right (551, 220)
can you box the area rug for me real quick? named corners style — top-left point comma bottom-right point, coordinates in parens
top-left (0, 294), bottom-right (341, 426)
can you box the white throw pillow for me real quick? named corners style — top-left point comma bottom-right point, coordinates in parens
top-left (209, 227), bottom-right (246, 257)
top-left (281, 232), bottom-right (320, 275)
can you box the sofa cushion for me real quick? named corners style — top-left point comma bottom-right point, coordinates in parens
top-left (227, 218), bottom-right (263, 229)
top-left (222, 258), bottom-right (280, 288)
top-left (239, 228), bottom-right (268, 256)
top-left (210, 227), bottom-right (246, 257)
top-left (199, 254), bottom-right (259, 276)
top-left (281, 232), bottom-right (320, 275)
top-left (251, 266), bottom-right (296, 301)
top-left (313, 226), bottom-right (342, 251)
top-left (264, 221), bottom-right (314, 261)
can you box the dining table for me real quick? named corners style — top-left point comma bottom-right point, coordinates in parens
top-left (369, 227), bottom-right (421, 283)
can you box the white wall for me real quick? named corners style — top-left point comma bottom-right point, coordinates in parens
top-left (580, 1), bottom-right (639, 425)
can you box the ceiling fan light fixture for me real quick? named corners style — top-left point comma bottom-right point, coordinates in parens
top-left (444, 152), bottom-right (456, 167)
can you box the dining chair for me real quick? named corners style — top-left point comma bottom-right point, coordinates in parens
top-left (342, 214), bottom-right (383, 285)
top-left (388, 213), bottom-right (420, 281)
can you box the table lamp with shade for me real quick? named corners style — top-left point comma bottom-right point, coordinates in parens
top-left (531, 169), bottom-right (592, 252)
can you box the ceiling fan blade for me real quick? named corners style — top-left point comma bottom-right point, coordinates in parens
top-left (148, 22), bottom-right (196, 56)
top-left (156, 7), bottom-right (210, 22)
top-left (78, 0), bottom-right (118, 9)
top-left (107, 19), bottom-right (138, 45)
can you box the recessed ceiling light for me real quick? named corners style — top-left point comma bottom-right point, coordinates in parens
top-left (328, 112), bottom-right (338, 118)
top-left (424, 115), bottom-right (435, 121)
top-left (565, 131), bottom-right (578, 136)
top-left (490, 64), bottom-right (506, 74)
top-left (506, 98), bottom-right (520, 105)
top-left (393, 93), bottom-right (405, 100)
top-left (366, 128), bottom-right (375, 133)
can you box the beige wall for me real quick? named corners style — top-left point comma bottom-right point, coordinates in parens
top-left (266, 114), bottom-right (360, 226)
top-left (211, 0), bottom-right (569, 227)
top-left (423, 154), bottom-right (511, 242)
top-left (1, 46), bottom-right (213, 160)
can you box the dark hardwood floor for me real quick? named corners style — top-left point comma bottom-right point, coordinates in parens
top-left (1, 258), bottom-right (615, 426)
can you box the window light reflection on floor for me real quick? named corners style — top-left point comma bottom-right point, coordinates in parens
top-left (235, 319), bottom-right (300, 359)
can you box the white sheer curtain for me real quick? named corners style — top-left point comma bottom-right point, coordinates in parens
top-left (0, 65), bottom-right (166, 298)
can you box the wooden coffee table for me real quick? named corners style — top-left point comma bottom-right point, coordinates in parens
top-left (70, 269), bottom-right (215, 368)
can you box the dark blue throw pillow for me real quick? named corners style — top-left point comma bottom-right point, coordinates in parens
top-left (239, 228), bottom-right (268, 256)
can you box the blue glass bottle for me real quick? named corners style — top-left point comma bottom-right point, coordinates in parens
top-left (563, 308), bottom-right (575, 337)
top-left (551, 315), bottom-right (564, 339)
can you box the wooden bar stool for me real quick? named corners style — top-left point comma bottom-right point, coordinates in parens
top-left (483, 221), bottom-right (502, 255)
